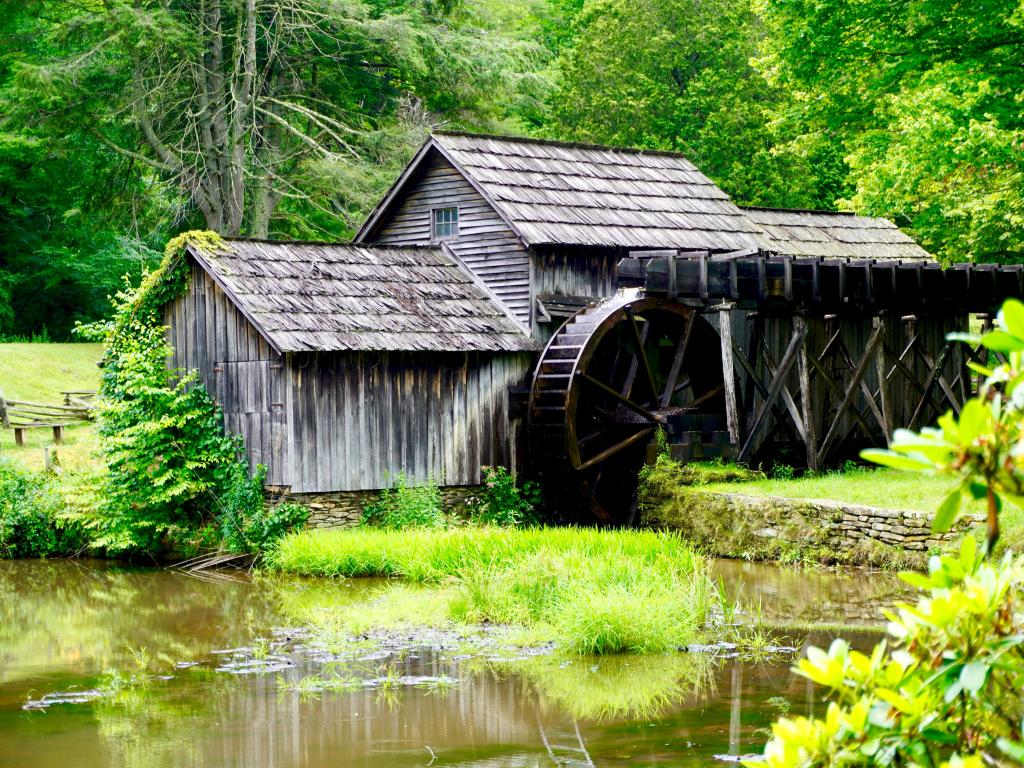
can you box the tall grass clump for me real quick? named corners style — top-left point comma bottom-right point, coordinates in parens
top-left (268, 527), bottom-right (713, 654)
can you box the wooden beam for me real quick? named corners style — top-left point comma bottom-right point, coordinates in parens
top-left (576, 427), bottom-right (656, 472)
top-left (796, 316), bottom-right (819, 470)
top-left (718, 304), bottom-right (741, 446)
top-left (738, 321), bottom-right (808, 462)
top-left (816, 323), bottom-right (885, 466)
top-left (873, 316), bottom-right (894, 444)
top-left (907, 343), bottom-right (952, 430)
top-left (577, 371), bottom-right (661, 424)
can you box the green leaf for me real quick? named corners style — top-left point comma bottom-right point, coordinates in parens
top-left (980, 330), bottom-right (1024, 353)
top-left (932, 489), bottom-right (962, 533)
top-left (860, 449), bottom-right (933, 471)
top-left (959, 660), bottom-right (988, 694)
top-left (997, 739), bottom-right (1024, 762)
top-left (1001, 299), bottom-right (1024, 338)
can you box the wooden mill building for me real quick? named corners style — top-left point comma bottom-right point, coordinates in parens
top-left (162, 132), bottom-right (942, 515)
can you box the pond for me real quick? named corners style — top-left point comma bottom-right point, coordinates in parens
top-left (0, 558), bottom-right (910, 767)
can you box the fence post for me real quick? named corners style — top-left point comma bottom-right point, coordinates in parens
top-left (0, 388), bottom-right (9, 430)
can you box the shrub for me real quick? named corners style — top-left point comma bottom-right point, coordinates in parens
top-left (361, 474), bottom-right (445, 529)
top-left (84, 231), bottom-right (267, 556)
top-left (470, 466), bottom-right (541, 526)
top-left (749, 540), bottom-right (1024, 767)
top-left (217, 465), bottom-right (309, 553)
top-left (0, 458), bottom-right (84, 557)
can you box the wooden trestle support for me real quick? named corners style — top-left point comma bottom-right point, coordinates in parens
top-left (530, 252), bottom-right (1021, 523)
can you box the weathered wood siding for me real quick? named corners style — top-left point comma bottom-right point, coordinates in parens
top-left (532, 247), bottom-right (619, 300)
top-left (285, 350), bottom-right (532, 493)
top-left (164, 261), bottom-right (289, 484)
top-left (370, 151), bottom-right (532, 327)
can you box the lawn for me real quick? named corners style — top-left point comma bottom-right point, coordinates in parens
top-left (0, 343), bottom-right (103, 471)
top-left (700, 467), bottom-right (986, 516)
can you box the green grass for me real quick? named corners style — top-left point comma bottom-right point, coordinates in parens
top-left (0, 343), bottom-right (103, 402)
top-left (701, 467), bottom-right (986, 515)
top-left (268, 527), bottom-right (714, 654)
top-left (0, 343), bottom-right (103, 472)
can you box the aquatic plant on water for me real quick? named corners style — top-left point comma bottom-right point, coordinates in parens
top-left (268, 526), bottom-right (713, 654)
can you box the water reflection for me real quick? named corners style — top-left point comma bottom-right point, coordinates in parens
top-left (0, 559), bottom-right (895, 767)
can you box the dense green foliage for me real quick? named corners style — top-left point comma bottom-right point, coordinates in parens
top-left (2, 0), bottom-right (1020, 338)
top-left (756, 0), bottom-right (1024, 262)
top-left (269, 526), bottom-right (713, 654)
top-left (750, 541), bottom-right (1024, 767)
top-left (81, 232), bottom-right (287, 556)
top-left (0, 458), bottom-right (84, 558)
top-left (362, 474), bottom-right (446, 529)
top-left (471, 466), bottom-right (541, 526)
top-left (548, 0), bottom-right (837, 208)
top-left (218, 466), bottom-right (309, 554)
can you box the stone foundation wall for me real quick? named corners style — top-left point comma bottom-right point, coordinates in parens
top-left (266, 485), bottom-right (483, 529)
top-left (643, 489), bottom-right (982, 568)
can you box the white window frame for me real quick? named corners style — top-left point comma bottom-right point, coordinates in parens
top-left (431, 206), bottom-right (459, 241)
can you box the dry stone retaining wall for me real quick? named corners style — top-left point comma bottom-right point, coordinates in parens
top-left (266, 486), bottom-right (482, 529)
top-left (643, 488), bottom-right (981, 568)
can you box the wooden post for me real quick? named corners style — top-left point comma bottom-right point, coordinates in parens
top-left (718, 303), bottom-right (741, 448)
top-left (0, 388), bottom-right (8, 430)
top-left (14, 428), bottom-right (25, 447)
top-left (795, 315), bottom-right (818, 471)
top-left (52, 425), bottom-right (65, 444)
top-left (873, 316), bottom-right (894, 444)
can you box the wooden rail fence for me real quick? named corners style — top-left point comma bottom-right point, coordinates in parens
top-left (0, 390), bottom-right (94, 446)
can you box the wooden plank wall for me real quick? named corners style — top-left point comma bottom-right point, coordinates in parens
top-left (531, 246), bottom-right (620, 343)
top-left (286, 350), bottom-right (532, 493)
top-left (164, 261), bottom-right (288, 484)
top-left (371, 151), bottom-right (532, 326)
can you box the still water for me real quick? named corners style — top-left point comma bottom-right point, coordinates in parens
top-left (0, 559), bottom-right (908, 767)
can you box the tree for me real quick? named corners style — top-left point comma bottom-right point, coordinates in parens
top-left (756, 0), bottom-right (1024, 262)
top-left (8, 0), bottom-right (543, 238)
top-left (546, 0), bottom-right (840, 208)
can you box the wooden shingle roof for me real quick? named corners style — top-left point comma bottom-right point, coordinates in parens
top-left (359, 132), bottom-right (769, 253)
top-left (435, 132), bottom-right (770, 252)
top-left (742, 207), bottom-right (932, 261)
top-left (186, 240), bottom-right (538, 353)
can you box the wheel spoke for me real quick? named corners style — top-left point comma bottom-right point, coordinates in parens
top-left (627, 309), bottom-right (660, 404)
top-left (577, 427), bottom-right (656, 472)
top-left (620, 320), bottom-right (650, 401)
top-left (578, 371), bottom-right (661, 423)
top-left (661, 312), bottom-right (696, 407)
top-left (679, 384), bottom-right (724, 412)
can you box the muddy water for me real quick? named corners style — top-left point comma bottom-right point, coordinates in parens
top-left (0, 559), bottom-right (909, 767)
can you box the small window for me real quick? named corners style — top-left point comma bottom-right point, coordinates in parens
top-left (432, 207), bottom-right (459, 241)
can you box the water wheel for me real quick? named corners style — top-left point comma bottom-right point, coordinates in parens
top-left (528, 292), bottom-right (726, 524)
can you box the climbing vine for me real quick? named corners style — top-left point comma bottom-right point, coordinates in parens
top-left (82, 231), bottom-right (268, 556)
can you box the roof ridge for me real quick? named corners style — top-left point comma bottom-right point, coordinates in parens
top-left (741, 205), bottom-right (864, 217)
top-left (433, 130), bottom-right (703, 162)
top-left (219, 236), bottom-right (444, 251)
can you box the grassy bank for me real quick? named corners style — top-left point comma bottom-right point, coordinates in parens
top-left (700, 466), bottom-right (985, 515)
top-left (269, 527), bottom-right (715, 654)
top-left (0, 343), bottom-right (103, 472)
